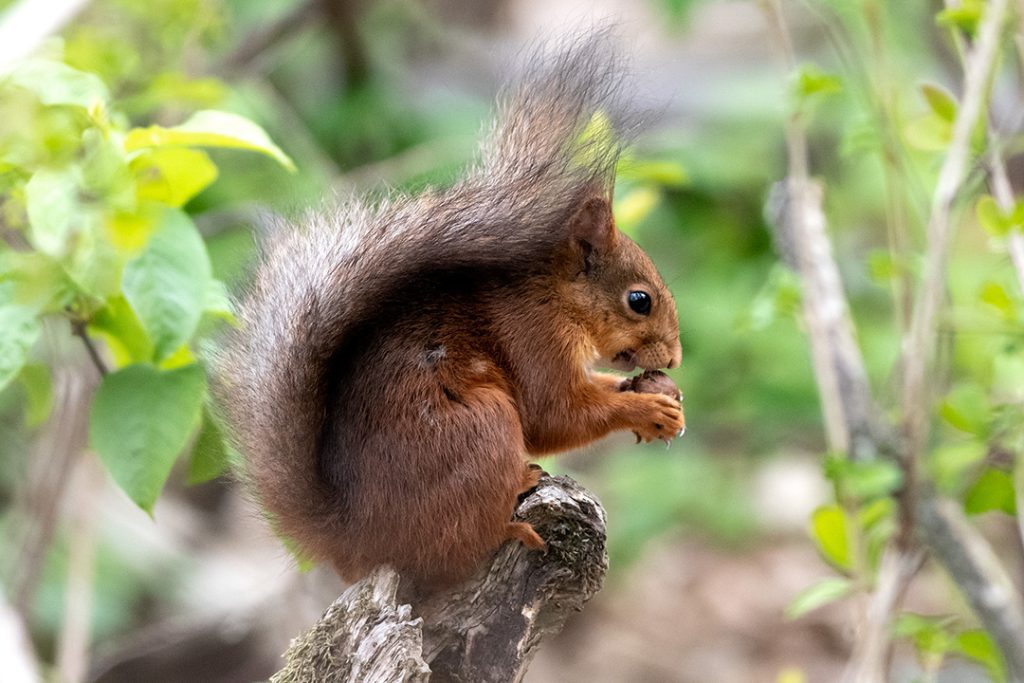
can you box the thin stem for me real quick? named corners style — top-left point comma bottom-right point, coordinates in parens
top-left (901, 0), bottom-right (1010, 464)
top-left (71, 321), bottom-right (107, 378)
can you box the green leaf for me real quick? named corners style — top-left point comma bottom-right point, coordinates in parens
top-left (895, 613), bottom-right (956, 660)
top-left (920, 83), bottom-right (957, 122)
top-left (979, 281), bottom-right (1016, 320)
top-left (976, 196), bottom-right (1024, 240)
top-left (614, 187), bottom-right (661, 233)
top-left (19, 363), bottom-right (53, 427)
top-left (187, 408), bottom-right (233, 484)
top-left (122, 209), bottom-right (211, 361)
top-left (25, 167), bottom-right (82, 257)
top-left (810, 505), bottom-right (852, 571)
top-left (904, 113), bottom-right (952, 152)
top-left (617, 158), bottom-right (688, 188)
top-left (131, 147), bottom-right (218, 207)
top-left (124, 110), bottom-right (295, 171)
top-left (792, 64), bottom-right (843, 105)
top-left (936, 0), bottom-right (984, 35)
top-left (79, 129), bottom-right (135, 212)
top-left (90, 363), bottom-right (206, 513)
top-left (0, 251), bottom-right (77, 312)
top-left (843, 460), bottom-right (904, 500)
top-left (939, 383), bottom-right (991, 437)
top-left (64, 212), bottom-right (121, 299)
top-left (929, 441), bottom-right (987, 494)
top-left (2, 59), bottom-right (109, 108)
top-left (956, 630), bottom-right (1007, 683)
top-left (88, 295), bottom-right (154, 365)
top-left (964, 468), bottom-right (1016, 516)
top-left (976, 195), bottom-right (1007, 236)
top-left (203, 279), bottom-right (236, 323)
top-left (0, 304), bottom-right (41, 392)
top-left (785, 577), bottom-right (852, 619)
top-left (992, 351), bottom-right (1024, 401)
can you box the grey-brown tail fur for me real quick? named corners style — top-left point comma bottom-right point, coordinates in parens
top-left (214, 32), bottom-right (635, 561)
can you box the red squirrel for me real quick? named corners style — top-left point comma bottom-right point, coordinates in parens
top-left (216, 36), bottom-right (685, 589)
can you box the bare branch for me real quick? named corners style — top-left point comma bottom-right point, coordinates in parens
top-left (842, 548), bottom-right (926, 683)
top-left (761, 0), bottom-right (876, 458)
top-left (917, 495), bottom-right (1024, 679)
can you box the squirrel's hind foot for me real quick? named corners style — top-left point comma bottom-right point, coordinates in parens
top-left (505, 521), bottom-right (546, 550)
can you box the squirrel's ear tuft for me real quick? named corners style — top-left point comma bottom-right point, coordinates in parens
top-left (569, 196), bottom-right (616, 252)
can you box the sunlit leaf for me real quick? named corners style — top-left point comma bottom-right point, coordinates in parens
top-left (615, 187), bottom-right (661, 233)
top-left (88, 295), bottom-right (154, 366)
top-left (792, 64), bottom-right (842, 102)
top-left (122, 209), bottom-right (211, 362)
top-left (131, 147), bottom-right (218, 207)
top-left (920, 83), bottom-right (957, 122)
top-left (2, 59), bottom-right (109, 108)
top-left (904, 113), bottom-right (952, 152)
top-left (124, 110), bottom-right (295, 171)
top-left (0, 251), bottom-right (77, 312)
top-left (810, 505), bottom-right (851, 571)
top-left (107, 211), bottom-right (157, 255)
top-left (956, 630), bottom-right (1007, 683)
top-left (964, 468), bottom-right (1016, 516)
top-left (979, 281), bottom-right (1016, 320)
top-left (785, 577), bottom-right (852, 619)
top-left (976, 195), bottom-right (1007, 236)
top-left (936, 0), bottom-right (984, 35)
top-left (939, 383), bottom-right (991, 437)
top-left (618, 158), bottom-right (688, 187)
top-left (90, 363), bottom-right (206, 513)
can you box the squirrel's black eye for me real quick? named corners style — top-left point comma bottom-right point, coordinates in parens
top-left (627, 290), bottom-right (651, 315)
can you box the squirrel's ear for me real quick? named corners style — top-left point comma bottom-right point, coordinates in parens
top-left (569, 196), bottom-right (616, 252)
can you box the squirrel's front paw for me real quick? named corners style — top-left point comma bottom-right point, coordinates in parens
top-left (628, 393), bottom-right (685, 443)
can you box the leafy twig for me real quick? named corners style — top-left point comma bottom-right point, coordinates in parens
top-left (900, 0), bottom-right (1010, 464)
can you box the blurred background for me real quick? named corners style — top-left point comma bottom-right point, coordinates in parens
top-left (2, 0), bottom-right (1022, 681)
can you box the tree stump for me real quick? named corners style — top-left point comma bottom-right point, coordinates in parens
top-left (271, 474), bottom-right (608, 682)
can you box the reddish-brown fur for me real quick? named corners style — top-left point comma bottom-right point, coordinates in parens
top-left (216, 35), bottom-right (684, 590)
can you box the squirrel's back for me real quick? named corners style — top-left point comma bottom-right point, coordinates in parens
top-left (215, 33), bottom-right (635, 575)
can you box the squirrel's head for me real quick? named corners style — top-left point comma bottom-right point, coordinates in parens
top-left (557, 196), bottom-right (681, 373)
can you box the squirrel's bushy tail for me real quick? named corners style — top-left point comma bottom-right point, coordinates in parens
top-left (215, 32), bottom-right (634, 562)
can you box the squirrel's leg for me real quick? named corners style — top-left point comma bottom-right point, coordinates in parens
top-left (505, 521), bottom-right (546, 550)
top-left (518, 463), bottom-right (542, 494)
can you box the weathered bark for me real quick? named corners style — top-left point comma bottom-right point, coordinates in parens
top-left (272, 474), bottom-right (607, 682)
